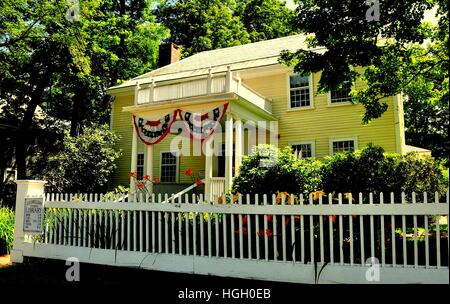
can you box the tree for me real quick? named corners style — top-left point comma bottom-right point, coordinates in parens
top-left (403, 75), bottom-right (449, 165)
top-left (155, 0), bottom-right (296, 57)
top-left (0, 0), bottom-right (168, 180)
top-left (37, 125), bottom-right (121, 193)
top-left (155, 0), bottom-right (250, 56)
top-left (0, 0), bottom-right (96, 179)
top-left (280, 0), bottom-right (448, 123)
top-left (43, 0), bottom-right (168, 136)
top-left (235, 0), bottom-right (296, 42)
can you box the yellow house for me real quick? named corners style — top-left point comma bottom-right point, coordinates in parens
top-left (107, 34), bottom-right (409, 199)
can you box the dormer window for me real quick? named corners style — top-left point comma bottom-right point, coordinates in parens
top-left (289, 74), bottom-right (313, 109)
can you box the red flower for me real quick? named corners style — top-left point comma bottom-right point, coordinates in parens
top-left (143, 175), bottom-right (150, 180)
top-left (285, 217), bottom-right (290, 225)
top-left (242, 215), bottom-right (247, 225)
top-left (265, 229), bottom-right (273, 237)
top-left (195, 179), bottom-right (204, 185)
top-left (136, 182), bottom-right (145, 189)
top-left (331, 215), bottom-right (337, 224)
top-left (153, 176), bottom-right (159, 184)
top-left (184, 168), bottom-right (193, 176)
top-left (235, 227), bottom-right (248, 235)
top-left (258, 229), bottom-right (264, 236)
top-left (267, 214), bottom-right (273, 222)
top-left (128, 172), bottom-right (137, 178)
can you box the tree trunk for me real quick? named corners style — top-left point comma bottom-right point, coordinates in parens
top-left (15, 68), bottom-right (53, 179)
top-left (70, 85), bottom-right (86, 136)
top-left (16, 102), bottom-right (38, 179)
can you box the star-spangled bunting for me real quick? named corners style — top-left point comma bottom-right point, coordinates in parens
top-left (133, 103), bottom-right (229, 144)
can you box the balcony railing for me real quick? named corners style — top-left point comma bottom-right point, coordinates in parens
top-left (134, 68), bottom-right (272, 113)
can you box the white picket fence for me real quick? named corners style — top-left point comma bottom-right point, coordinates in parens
top-left (11, 181), bottom-right (449, 284)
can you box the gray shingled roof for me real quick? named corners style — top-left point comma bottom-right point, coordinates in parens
top-left (109, 34), bottom-right (322, 90)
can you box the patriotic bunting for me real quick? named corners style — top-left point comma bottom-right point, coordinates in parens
top-left (178, 103), bottom-right (229, 141)
top-left (133, 111), bottom-right (178, 145)
top-left (133, 103), bottom-right (229, 144)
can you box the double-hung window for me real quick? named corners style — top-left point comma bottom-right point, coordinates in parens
top-left (160, 152), bottom-right (178, 183)
top-left (137, 153), bottom-right (144, 180)
top-left (291, 142), bottom-right (314, 158)
top-left (289, 74), bottom-right (312, 109)
top-left (331, 139), bottom-right (356, 154)
top-left (329, 81), bottom-right (353, 104)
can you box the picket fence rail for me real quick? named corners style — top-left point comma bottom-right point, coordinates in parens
top-left (11, 181), bottom-right (449, 284)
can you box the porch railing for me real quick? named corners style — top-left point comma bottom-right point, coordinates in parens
top-left (211, 177), bottom-right (226, 198)
top-left (135, 72), bottom-right (272, 113)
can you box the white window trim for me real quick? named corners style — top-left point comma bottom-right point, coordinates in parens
top-left (327, 81), bottom-right (355, 106)
top-left (289, 140), bottom-right (316, 158)
top-left (329, 137), bottom-right (358, 155)
top-left (159, 151), bottom-right (179, 183)
top-left (286, 73), bottom-right (314, 111)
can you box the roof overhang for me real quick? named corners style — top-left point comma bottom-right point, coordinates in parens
top-left (122, 92), bottom-right (237, 114)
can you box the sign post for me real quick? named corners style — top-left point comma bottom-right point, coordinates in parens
top-left (11, 180), bottom-right (46, 263)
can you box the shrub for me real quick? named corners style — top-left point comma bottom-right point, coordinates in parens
top-left (232, 145), bottom-right (322, 196)
top-left (441, 165), bottom-right (449, 186)
top-left (233, 143), bottom-right (447, 198)
top-left (398, 153), bottom-right (447, 195)
top-left (38, 125), bottom-right (122, 193)
top-left (0, 205), bottom-right (15, 254)
top-left (321, 144), bottom-right (402, 195)
top-left (321, 143), bottom-right (447, 196)
top-left (101, 185), bottom-right (130, 202)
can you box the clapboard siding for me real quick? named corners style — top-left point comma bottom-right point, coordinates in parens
top-left (243, 71), bottom-right (398, 158)
top-left (110, 95), bottom-right (205, 188)
top-left (111, 95), bottom-right (133, 187)
top-left (110, 68), bottom-right (402, 188)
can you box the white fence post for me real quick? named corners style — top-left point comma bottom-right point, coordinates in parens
top-left (11, 180), bottom-right (47, 263)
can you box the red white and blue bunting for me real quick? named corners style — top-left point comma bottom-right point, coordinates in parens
top-left (133, 103), bottom-right (229, 144)
top-left (133, 112), bottom-right (178, 145)
top-left (178, 103), bottom-right (229, 141)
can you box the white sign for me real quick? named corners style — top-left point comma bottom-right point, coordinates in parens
top-left (23, 198), bottom-right (44, 233)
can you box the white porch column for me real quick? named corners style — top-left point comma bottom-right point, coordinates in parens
top-left (204, 138), bottom-right (213, 201)
top-left (146, 144), bottom-right (154, 193)
top-left (234, 117), bottom-right (243, 175)
top-left (224, 114), bottom-right (234, 192)
top-left (11, 180), bottom-right (46, 263)
top-left (130, 119), bottom-right (138, 197)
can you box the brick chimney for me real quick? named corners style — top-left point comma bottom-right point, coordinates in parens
top-left (158, 43), bottom-right (180, 67)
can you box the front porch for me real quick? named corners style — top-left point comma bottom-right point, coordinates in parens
top-left (123, 68), bottom-right (278, 200)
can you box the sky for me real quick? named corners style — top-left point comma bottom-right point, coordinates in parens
top-left (285, 0), bottom-right (297, 10)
